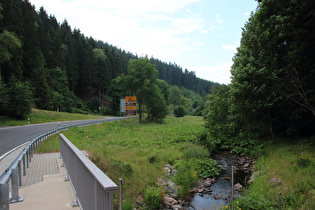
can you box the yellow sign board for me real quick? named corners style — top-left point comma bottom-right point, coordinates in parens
top-left (125, 96), bottom-right (137, 116)
top-left (125, 96), bottom-right (136, 103)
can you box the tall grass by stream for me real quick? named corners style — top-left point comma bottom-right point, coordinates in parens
top-left (229, 139), bottom-right (315, 210)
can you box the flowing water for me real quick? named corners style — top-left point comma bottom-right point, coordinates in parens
top-left (187, 152), bottom-right (250, 210)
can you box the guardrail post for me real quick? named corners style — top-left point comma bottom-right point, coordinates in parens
top-left (0, 179), bottom-right (10, 210)
top-left (18, 161), bottom-right (22, 186)
top-left (34, 137), bottom-right (38, 151)
top-left (30, 144), bottom-right (34, 158)
top-left (22, 154), bottom-right (26, 176)
top-left (26, 151), bottom-right (29, 168)
top-left (28, 148), bottom-right (31, 163)
top-left (9, 167), bottom-right (24, 203)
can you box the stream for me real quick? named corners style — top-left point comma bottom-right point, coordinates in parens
top-left (187, 152), bottom-right (252, 210)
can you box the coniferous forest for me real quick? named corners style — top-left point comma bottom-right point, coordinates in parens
top-left (0, 0), bottom-right (217, 119)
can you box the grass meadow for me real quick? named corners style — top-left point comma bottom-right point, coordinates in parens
top-left (37, 116), bottom-right (208, 208)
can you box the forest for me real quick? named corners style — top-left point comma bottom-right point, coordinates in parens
top-left (0, 0), bottom-right (217, 120)
top-left (202, 0), bottom-right (315, 142)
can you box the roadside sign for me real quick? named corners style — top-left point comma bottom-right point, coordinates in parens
top-left (120, 99), bottom-right (126, 113)
top-left (125, 96), bottom-right (137, 116)
top-left (125, 96), bottom-right (136, 103)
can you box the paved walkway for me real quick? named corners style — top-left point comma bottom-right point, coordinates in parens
top-left (9, 153), bottom-right (78, 210)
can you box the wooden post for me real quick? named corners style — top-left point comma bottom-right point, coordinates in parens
top-left (232, 166), bottom-right (234, 210)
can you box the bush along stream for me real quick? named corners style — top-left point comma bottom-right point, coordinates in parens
top-left (154, 152), bottom-right (256, 210)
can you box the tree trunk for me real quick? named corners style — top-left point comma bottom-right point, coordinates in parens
top-left (268, 108), bottom-right (273, 135)
top-left (139, 100), bottom-right (142, 122)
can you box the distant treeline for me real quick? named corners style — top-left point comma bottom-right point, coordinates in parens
top-left (0, 0), bottom-right (217, 118)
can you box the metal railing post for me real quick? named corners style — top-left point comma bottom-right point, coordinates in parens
top-left (9, 166), bottom-right (24, 203)
top-left (30, 144), bottom-right (34, 158)
top-left (22, 154), bottom-right (26, 176)
top-left (26, 151), bottom-right (29, 168)
top-left (119, 178), bottom-right (124, 210)
top-left (18, 161), bottom-right (22, 186)
top-left (0, 179), bottom-right (10, 210)
top-left (231, 166), bottom-right (234, 210)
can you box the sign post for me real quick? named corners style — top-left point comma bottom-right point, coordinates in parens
top-left (125, 96), bottom-right (137, 123)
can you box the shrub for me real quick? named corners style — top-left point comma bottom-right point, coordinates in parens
top-left (122, 200), bottom-right (134, 210)
top-left (111, 159), bottom-right (133, 176)
top-left (174, 106), bottom-right (185, 117)
top-left (144, 186), bottom-right (163, 209)
top-left (296, 155), bottom-right (311, 167)
top-left (193, 158), bottom-right (221, 178)
top-left (6, 78), bottom-right (33, 119)
top-left (172, 160), bottom-right (198, 199)
top-left (183, 144), bottom-right (210, 159)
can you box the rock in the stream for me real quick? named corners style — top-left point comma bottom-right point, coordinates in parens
top-left (164, 197), bottom-right (178, 205)
top-left (198, 188), bottom-right (204, 193)
top-left (214, 195), bottom-right (222, 199)
top-left (171, 205), bottom-right (183, 210)
top-left (203, 178), bottom-right (212, 187)
top-left (234, 183), bottom-right (243, 191)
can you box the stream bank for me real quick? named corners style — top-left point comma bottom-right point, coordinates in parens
top-left (187, 152), bottom-right (255, 209)
top-left (158, 152), bottom-right (256, 209)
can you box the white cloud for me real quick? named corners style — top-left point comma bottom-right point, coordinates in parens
top-left (30, 0), bottom-right (204, 59)
top-left (193, 42), bottom-right (205, 46)
top-left (147, 14), bottom-right (171, 21)
top-left (216, 19), bottom-right (223, 24)
top-left (193, 63), bottom-right (233, 84)
top-left (29, 0), bottom-right (257, 85)
top-left (222, 41), bottom-right (240, 53)
top-left (222, 44), bottom-right (237, 53)
top-left (171, 18), bottom-right (204, 34)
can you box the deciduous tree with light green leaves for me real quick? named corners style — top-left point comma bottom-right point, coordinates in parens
top-left (121, 58), bottom-right (168, 122)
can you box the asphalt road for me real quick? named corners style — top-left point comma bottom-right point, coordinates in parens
top-left (0, 117), bottom-right (126, 157)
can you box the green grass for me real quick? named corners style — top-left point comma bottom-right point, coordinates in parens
top-left (0, 108), bottom-right (102, 126)
top-left (37, 116), bottom-right (208, 207)
top-left (227, 138), bottom-right (315, 210)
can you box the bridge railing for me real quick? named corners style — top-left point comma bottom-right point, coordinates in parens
top-left (0, 118), bottom-right (125, 210)
top-left (60, 134), bottom-right (117, 210)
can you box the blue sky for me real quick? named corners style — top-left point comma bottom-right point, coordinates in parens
top-left (30, 0), bottom-right (258, 84)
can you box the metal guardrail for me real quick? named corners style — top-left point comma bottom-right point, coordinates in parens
top-left (0, 118), bottom-right (125, 210)
top-left (60, 134), bottom-right (117, 210)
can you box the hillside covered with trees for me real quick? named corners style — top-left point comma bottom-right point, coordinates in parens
top-left (0, 0), bottom-right (217, 119)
